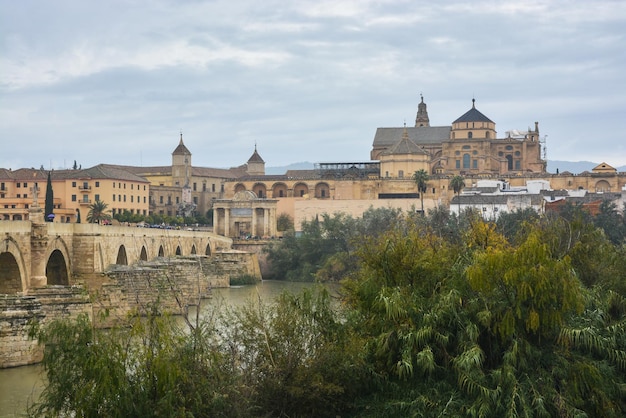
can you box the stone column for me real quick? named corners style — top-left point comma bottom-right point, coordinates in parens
top-left (251, 206), bottom-right (257, 237)
top-left (263, 208), bottom-right (269, 237)
top-left (29, 206), bottom-right (49, 289)
top-left (214, 208), bottom-right (221, 235)
top-left (224, 208), bottom-right (230, 237)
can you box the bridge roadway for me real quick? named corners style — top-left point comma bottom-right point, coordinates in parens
top-left (0, 219), bottom-right (233, 295)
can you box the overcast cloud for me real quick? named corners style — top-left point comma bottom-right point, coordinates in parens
top-left (1, 0), bottom-right (625, 170)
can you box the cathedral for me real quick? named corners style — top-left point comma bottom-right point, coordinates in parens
top-left (373, 96), bottom-right (546, 177)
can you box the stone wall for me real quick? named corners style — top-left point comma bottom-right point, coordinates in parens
top-left (0, 296), bottom-right (45, 368)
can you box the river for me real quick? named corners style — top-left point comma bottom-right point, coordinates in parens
top-left (0, 280), bottom-right (321, 418)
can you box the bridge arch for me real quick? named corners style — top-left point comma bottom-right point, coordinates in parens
top-left (175, 245), bottom-right (182, 256)
top-left (140, 246), bottom-right (148, 261)
top-left (116, 245), bottom-right (128, 265)
top-left (191, 244), bottom-right (197, 255)
top-left (205, 242), bottom-right (212, 256)
top-left (158, 245), bottom-right (165, 257)
top-left (0, 237), bottom-right (27, 294)
top-left (46, 250), bottom-right (69, 285)
top-left (45, 237), bottom-right (71, 285)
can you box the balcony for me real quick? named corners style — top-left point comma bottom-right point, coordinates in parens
top-left (79, 199), bottom-right (92, 206)
top-left (78, 185), bottom-right (92, 191)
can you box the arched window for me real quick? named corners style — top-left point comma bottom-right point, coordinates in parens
top-left (463, 154), bottom-right (470, 169)
top-left (506, 155), bottom-right (513, 170)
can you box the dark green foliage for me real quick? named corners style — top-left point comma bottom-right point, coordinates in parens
top-left (276, 212), bottom-right (294, 232)
top-left (265, 207), bottom-right (404, 281)
top-left (44, 171), bottom-right (54, 221)
top-left (30, 289), bottom-right (367, 418)
top-left (30, 206), bottom-right (626, 417)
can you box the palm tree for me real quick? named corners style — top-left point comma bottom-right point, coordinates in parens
top-left (412, 169), bottom-right (429, 215)
top-left (450, 175), bottom-right (465, 215)
top-left (87, 200), bottom-right (111, 224)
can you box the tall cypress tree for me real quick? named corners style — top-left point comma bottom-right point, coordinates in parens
top-left (45, 171), bottom-right (54, 222)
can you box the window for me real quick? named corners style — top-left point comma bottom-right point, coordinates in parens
top-left (0, 183), bottom-right (4, 191)
top-left (463, 154), bottom-right (470, 169)
top-left (23, 183), bottom-right (27, 187)
top-left (113, 194), bottom-right (116, 202)
top-left (221, 185), bottom-right (224, 192)
top-left (123, 183), bottom-right (126, 189)
top-left (17, 183), bottom-right (21, 188)
top-left (486, 131), bottom-right (490, 139)
top-left (17, 194), bottom-right (21, 198)
top-left (193, 183), bottom-right (197, 191)
top-left (82, 195), bottom-right (89, 203)
top-left (321, 190), bottom-right (326, 198)
top-left (113, 183), bottom-right (115, 188)
top-left (95, 194), bottom-right (100, 201)
top-left (473, 160), bottom-right (478, 169)
top-left (72, 195), bottom-right (77, 202)
top-left (398, 170), bottom-right (404, 178)
top-left (95, 181), bottom-right (99, 187)
top-left (160, 196), bottom-right (164, 204)
top-left (203, 183), bottom-right (206, 192)
top-left (193, 196), bottom-right (198, 204)
top-left (123, 195), bottom-right (126, 202)
top-left (72, 182), bottom-right (76, 187)
top-left (131, 196), bottom-right (134, 203)
top-left (83, 182), bottom-right (88, 189)
top-left (212, 184), bottom-right (215, 192)
top-left (515, 160), bottom-right (521, 170)
top-left (143, 197), bottom-right (146, 203)
top-left (118, 194), bottom-right (121, 202)
top-left (167, 196), bottom-right (172, 205)
top-left (131, 184), bottom-right (134, 190)
top-left (468, 132), bottom-right (473, 139)
top-left (456, 160), bottom-right (461, 169)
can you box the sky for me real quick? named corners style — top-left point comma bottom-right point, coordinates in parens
top-left (1, 0), bottom-right (625, 171)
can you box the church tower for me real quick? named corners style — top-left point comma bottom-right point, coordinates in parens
top-left (415, 94), bottom-right (430, 127)
top-left (246, 144), bottom-right (265, 176)
top-left (172, 133), bottom-right (192, 187)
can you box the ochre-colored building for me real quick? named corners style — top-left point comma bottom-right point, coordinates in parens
top-left (0, 165), bottom-right (149, 222)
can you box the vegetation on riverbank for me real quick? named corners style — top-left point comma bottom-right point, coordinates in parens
top-left (29, 203), bottom-right (626, 417)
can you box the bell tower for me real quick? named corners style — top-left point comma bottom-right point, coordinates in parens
top-left (415, 94), bottom-right (430, 127)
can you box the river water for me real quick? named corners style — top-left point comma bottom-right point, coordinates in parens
top-left (0, 280), bottom-right (320, 417)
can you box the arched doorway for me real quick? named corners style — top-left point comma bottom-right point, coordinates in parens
top-left (0, 252), bottom-right (22, 294)
top-left (46, 249), bottom-right (69, 285)
top-left (293, 183), bottom-right (309, 197)
top-left (116, 245), bottom-right (128, 265)
top-left (272, 183), bottom-right (288, 198)
top-left (595, 180), bottom-right (611, 192)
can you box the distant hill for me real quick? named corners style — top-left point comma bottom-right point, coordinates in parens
top-left (267, 161), bottom-right (625, 175)
top-left (266, 162), bottom-right (314, 175)
top-left (547, 160), bottom-right (626, 174)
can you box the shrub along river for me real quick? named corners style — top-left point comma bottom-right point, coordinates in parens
top-left (0, 280), bottom-right (322, 417)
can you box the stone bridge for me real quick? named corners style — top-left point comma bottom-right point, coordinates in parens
top-left (0, 220), bottom-right (234, 295)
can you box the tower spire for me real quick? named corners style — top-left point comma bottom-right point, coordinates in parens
top-left (415, 94), bottom-right (430, 127)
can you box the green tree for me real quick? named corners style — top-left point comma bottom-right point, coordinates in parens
top-left (87, 200), bottom-right (111, 224)
top-left (44, 171), bottom-right (54, 222)
top-left (412, 169), bottom-right (429, 214)
top-left (449, 175), bottom-right (465, 214)
top-left (276, 212), bottom-right (294, 232)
